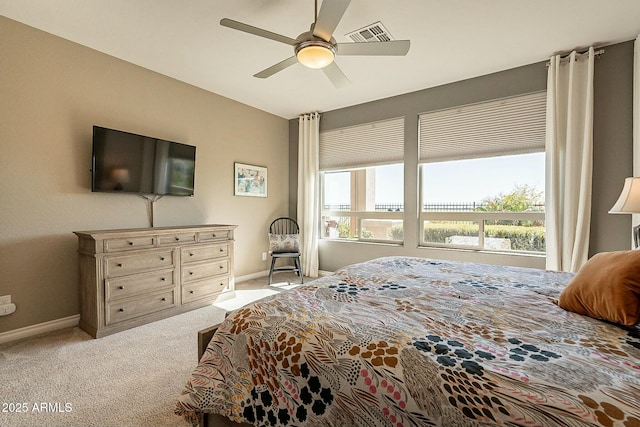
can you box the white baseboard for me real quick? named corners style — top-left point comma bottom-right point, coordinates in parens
top-left (235, 270), bottom-right (269, 283)
top-left (236, 270), bottom-right (334, 283)
top-left (0, 314), bottom-right (80, 345)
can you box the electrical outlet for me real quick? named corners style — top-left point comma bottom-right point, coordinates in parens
top-left (0, 295), bottom-right (10, 305)
top-left (0, 303), bottom-right (16, 316)
top-left (262, 252), bottom-right (267, 261)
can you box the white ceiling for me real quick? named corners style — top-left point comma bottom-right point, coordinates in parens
top-left (2, 0), bottom-right (640, 119)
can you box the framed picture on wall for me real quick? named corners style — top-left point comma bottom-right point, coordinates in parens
top-left (234, 162), bottom-right (267, 197)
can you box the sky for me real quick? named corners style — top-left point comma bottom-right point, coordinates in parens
top-left (324, 152), bottom-right (545, 205)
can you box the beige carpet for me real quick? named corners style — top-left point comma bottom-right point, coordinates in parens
top-left (0, 304), bottom-right (227, 427)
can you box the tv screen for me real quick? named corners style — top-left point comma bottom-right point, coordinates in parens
top-left (92, 126), bottom-right (195, 196)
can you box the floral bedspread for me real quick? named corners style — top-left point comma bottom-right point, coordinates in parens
top-left (176, 256), bottom-right (640, 426)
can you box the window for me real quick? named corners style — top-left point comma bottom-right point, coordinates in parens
top-left (322, 164), bottom-right (404, 242)
top-left (320, 118), bottom-right (404, 243)
top-left (419, 92), bottom-right (547, 253)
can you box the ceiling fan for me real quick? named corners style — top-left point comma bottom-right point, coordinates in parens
top-left (220, 0), bottom-right (410, 88)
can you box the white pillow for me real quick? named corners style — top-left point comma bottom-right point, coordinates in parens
top-left (269, 233), bottom-right (300, 253)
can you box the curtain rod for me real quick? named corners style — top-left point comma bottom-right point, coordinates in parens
top-left (545, 48), bottom-right (605, 68)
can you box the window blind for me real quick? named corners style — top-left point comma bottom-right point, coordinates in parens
top-left (419, 91), bottom-right (547, 163)
top-left (319, 117), bottom-right (404, 170)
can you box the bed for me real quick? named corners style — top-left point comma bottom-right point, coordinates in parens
top-left (176, 256), bottom-right (640, 427)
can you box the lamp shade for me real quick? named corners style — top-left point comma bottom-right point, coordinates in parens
top-left (609, 177), bottom-right (640, 213)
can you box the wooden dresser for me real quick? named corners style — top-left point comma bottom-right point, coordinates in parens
top-left (74, 224), bottom-right (237, 338)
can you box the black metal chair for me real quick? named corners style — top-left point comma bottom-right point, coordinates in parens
top-left (268, 217), bottom-right (303, 285)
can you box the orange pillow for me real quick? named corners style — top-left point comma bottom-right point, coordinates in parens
top-left (558, 250), bottom-right (640, 327)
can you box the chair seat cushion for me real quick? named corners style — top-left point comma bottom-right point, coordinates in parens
top-left (272, 252), bottom-right (300, 257)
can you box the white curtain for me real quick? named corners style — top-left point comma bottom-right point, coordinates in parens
top-left (297, 112), bottom-right (320, 277)
top-left (545, 47), bottom-right (595, 272)
top-left (633, 35), bottom-right (640, 244)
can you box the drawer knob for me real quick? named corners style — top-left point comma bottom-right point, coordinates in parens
top-left (128, 241), bottom-right (134, 246)
top-left (119, 308), bottom-right (125, 312)
top-left (190, 290), bottom-right (195, 294)
top-left (117, 263), bottom-right (123, 267)
top-left (189, 253), bottom-right (194, 257)
top-left (160, 257), bottom-right (165, 261)
top-left (161, 297), bottom-right (167, 301)
top-left (219, 265), bottom-right (224, 269)
top-left (212, 233), bottom-right (217, 237)
top-left (119, 286), bottom-right (124, 290)
top-left (219, 248), bottom-right (224, 252)
top-left (189, 272), bottom-right (194, 275)
top-left (161, 277), bottom-right (166, 281)
top-left (175, 237), bottom-right (180, 241)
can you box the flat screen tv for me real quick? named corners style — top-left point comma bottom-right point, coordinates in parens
top-left (92, 126), bottom-right (195, 196)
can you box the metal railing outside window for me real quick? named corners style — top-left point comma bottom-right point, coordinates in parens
top-left (324, 202), bottom-right (545, 212)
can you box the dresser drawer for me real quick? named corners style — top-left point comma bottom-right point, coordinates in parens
top-left (104, 236), bottom-right (155, 252)
top-left (105, 289), bottom-right (176, 325)
top-left (158, 232), bottom-right (196, 246)
top-left (182, 244), bottom-right (228, 264)
top-left (104, 250), bottom-right (175, 278)
top-left (182, 260), bottom-right (228, 283)
top-left (198, 229), bottom-right (232, 242)
top-left (182, 277), bottom-right (228, 304)
top-left (105, 268), bottom-right (175, 301)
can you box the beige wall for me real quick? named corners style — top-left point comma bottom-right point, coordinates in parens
top-left (0, 17), bottom-right (289, 333)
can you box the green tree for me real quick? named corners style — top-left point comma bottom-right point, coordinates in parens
top-left (475, 184), bottom-right (544, 226)
top-left (475, 184), bottom-right (543, 212)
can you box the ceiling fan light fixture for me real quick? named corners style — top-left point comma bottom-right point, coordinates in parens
top-left (295, 40), bottom-right (335, 69)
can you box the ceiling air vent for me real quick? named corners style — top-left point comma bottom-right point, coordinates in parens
top-left (345, 21), bottom-right (394, 43)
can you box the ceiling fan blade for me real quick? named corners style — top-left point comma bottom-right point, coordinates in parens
top-left (313, 0), bottom-right (351, 42)
top-left (220, 18), bottom-right (297, 45)
top-left (337, 40), bottom-right (411, 56)
top-left (254, 56), bottom-right (299, 79)
top-left (322, 62), bottom-right (350, 88)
